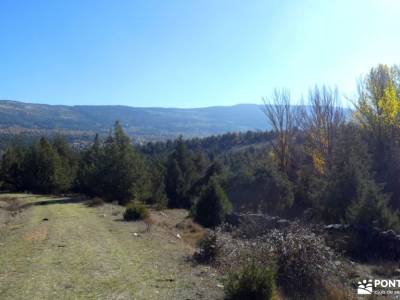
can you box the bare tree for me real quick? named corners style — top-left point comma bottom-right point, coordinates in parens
top-left (262, 89), bottom-right (297, 174)
top-left (299, 85), bottom-right (344, 174)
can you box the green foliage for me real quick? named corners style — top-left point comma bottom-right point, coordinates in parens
top-left (77, 122), bottom-right (151, 203)
top-left (354, 64), bottom-right (400, 212)
top-left (146, 161), bottom-right (169, 210)
top-left (100, 122), bottom-right (150, 203)
top-left (224, 263), bottom-right (275, 300)
top-left (0, 141), bottom-right (26, 191)
top-left (25, 138), bottom-right (70, 193)
top-left (195, 231), bottom-right (220, 263)
top-left (323, 125), bottom-right (399, 230)
top-left (253, 163), bottom-right (294, 214)
top-left (355, 64), bottom-right (400, 133)
top-left (194, 177), bottom-right (232, 228)
top-left (123, 202), bottom-right (149, 221)
top-left (1, 137), bottom-right (76, 194)
top-left (227, 156), bottom-right (293, 215)
top-left (165, 137), bottom-right (198, 208)
top-left (76, 134), bottom-right (103, 196)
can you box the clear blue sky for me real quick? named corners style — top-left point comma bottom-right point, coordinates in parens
top-left (0, 0), bottom-right (399, 108)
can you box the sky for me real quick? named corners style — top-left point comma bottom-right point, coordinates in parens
top-left (0, 0), bottom-right (399, 108)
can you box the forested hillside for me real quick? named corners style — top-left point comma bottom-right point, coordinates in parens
top-left (0, 102), bottom-right (268, 145)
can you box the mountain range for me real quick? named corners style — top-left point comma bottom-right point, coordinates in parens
top-left (0, 100), bottom-right (268, 143)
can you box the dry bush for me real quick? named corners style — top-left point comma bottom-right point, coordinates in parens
top-left (176, 219), bottom-right (206, 246)
top-left (322, 283), bottom-right (357, 300)
top-left (194, 231), bottom-right (221, 263)
top-left (196, 223), bottom-right (352, 299)
top-left (143, 215), bottom-right (156, 232)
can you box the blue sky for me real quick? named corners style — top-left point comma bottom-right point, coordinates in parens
top-left (0, 0), bottom-right (399, 108)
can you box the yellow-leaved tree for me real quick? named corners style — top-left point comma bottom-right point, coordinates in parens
top-left (355, 64), bottom-right (400, 137)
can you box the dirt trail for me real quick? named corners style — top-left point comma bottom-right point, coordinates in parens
top-left (0, 194), bottom-right (222, 300)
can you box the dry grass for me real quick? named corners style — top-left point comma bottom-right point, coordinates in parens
top-left (322, 283), bottom-right (357, 300)
top-left (0, 194), bottom-right (223, 300)
top-left (24, 225), bottom-right (49, 242)
top-left (85, 197), bottom-right (104, 207)
top-left (176, 219), bottom-right (206, 247)
top-left (0, 196), bottom-right (22, 211)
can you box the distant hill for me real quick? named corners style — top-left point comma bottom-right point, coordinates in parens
top-left (0, 100), bottom-right (268, 144)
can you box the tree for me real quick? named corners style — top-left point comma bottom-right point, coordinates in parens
top-left (299, 86), bottom-right (344, 175)
top-left (194, 177), bottom-right (232, 228)
top-left (323, 125), bottom-right (399, 230)
top-left (147, 158), bottom-right (168, 209)
top-left (355, 64), bottom-right (400, 137)
top-left (77, 122), bottom-right (150, 203)
top-left (23, 137), bottom-right (71, 194)
top-left (354, 64), bottom-right (400, 209)
top-left (262, 89), bottom-right (297, 175)
top-left (165, 137), bottom-right (197, 208)
top-left (226, 155), bottom-right (293, 215)
top-left (99, 121), bottom-right (150, 203)
top-left (51, 134), bottom-right (77, 191)
top-left (0, 142), bottom-right (26, 191)
top-left (76, 134), bottom-right (103, 196)
top-left (254, 162), bottom-right (294, 214)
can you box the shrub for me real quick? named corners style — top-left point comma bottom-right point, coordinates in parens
top-left (194, 231), bottom-right (220, 263)
top-left (224, 262), bottom-right (275, 300)
top-left (194, 177), bottom-right (232, 228)
top-left (123, 202), bottom-right (149, 221)
top-left (275, 227), bottom-right (334, 299)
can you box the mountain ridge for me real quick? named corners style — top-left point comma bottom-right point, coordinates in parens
top-left (0, 100), bottom-right (268, 142)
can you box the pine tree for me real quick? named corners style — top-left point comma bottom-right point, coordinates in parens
top-left (22, 137), bottom-right (69, 194)
top-left (76, 134), bottom-right (103, 196)
top-left (0, 142), bottom-right (26, 191)
top-left (165, 137), bottom-right (196, 208)
top-left (147, 159), bottom-right (168, 208)
top-left (98, 121), bottom-right (150, 203)
top-left (324, 125), bottom-right (399, 230)
top-left (51, 135), bottom-right (77, 191)
top-left (194, 177), bottom-right (232, 228)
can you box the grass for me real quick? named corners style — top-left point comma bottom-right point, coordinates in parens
top-left (0, 194), bottom-right (222, 299)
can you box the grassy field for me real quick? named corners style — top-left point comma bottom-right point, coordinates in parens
top-left (0, 194), bottom-right (223, 300)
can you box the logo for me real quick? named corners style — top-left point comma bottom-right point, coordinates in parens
top-left (357, 279), bottom-right (373, 295)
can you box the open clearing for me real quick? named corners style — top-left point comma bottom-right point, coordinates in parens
top-left (0, 194), bottom-right (222, 300)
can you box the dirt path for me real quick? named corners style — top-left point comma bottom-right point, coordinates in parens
top-left (0, 194), bottom-right (222, 300)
